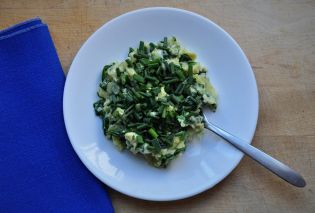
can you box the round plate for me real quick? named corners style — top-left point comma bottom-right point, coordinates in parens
top-left (63, 7), bottom-right (259, 201)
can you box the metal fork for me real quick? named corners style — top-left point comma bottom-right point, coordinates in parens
top-left (202, 111), bottom-right (306, 187)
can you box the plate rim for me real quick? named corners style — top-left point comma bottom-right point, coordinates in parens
top-left (63, 7), bottom-right (259, 201)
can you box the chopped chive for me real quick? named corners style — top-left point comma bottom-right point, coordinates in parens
top-left (134, 112), bottom-right (142, 120)
top-left (135, 103), bottom-right (141, 111)
top-left (139, 58), bottom-right (149, 65)
top-left (164, 76), bottom-right (174, 80)
top-left (130, 88), bottom-right (142, 99)
top-left (121, 74), bottom-right (127, 85)
top-left (157, 105), bottom-right (164, 114)
top-left (138, 52), bottom-right (149, 58)
top-left (139, 41), bottom-right (144, 53)
top-left (125, 104), bottom-right (134, 113)
top-left (151, 87), bottom-right (161, 95)
top-left (151, 139), bottom-right (161, 150)
top-left (164, 61), bottom-right (169, 72)
top-left (143, 70), bottom-right (148, 79)
top-left (179, 54), bottom-right (192, 62)
top-left (188, 96), bottom-right (197, 103)
top-left (162, 108), bottom-right (167, 118)
top-left (145, 75), bottom-right (159, 83)
top-left (149, 42), bottom-right (156, 51)
top-left (170, 63), bottom-right (175, 74)
top-left (156, 66), bottom-right (162, 75)
top-left (102, 64), bottom-right (112, 81)
top-left (162, 78), bottom-right (178, 84)
top-left (125, 59), bottom-right (133, 67)
top-left (133, 74), bottom-right (145, 83)
top-left (178, 84), bottom-right (186, 94)
top-left (138, 92), bottom-right (151, 97)
top-left (136, 135), bottom-right (144, 143)
top-left (124, 108), bottom-right (134, 118)
top-left (136, 123), bottom-right (147, 130)
top-left (175, 69), bottom-right (185, 81)
top-left (188, 63), bottom-right (193, 75)
top-left (127, 123), bottom-right (139, 128)
top-left (148, 128), bottom-right (159, 139)
top-left (175, 83), bottom-right (184, 94)
top-left (163, 37), bottom-right (168, 48)
top-left (129, 47), bottom-right (134, 54)
top-left (182, 106), bottom-right (192, 110)
top-left (171, 95), bottom-right (181, 104)
top-left (126, 93), bottom-right (133, 102)
top-left (147, 63), bottom-right (159, 69)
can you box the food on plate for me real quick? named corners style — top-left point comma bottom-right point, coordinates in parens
top-left (94, 37), bottom-right (217, 167)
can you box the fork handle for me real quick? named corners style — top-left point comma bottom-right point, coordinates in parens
top-left (204, 121), bottom-right (306, 187)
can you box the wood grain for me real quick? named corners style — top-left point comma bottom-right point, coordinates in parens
top-left (1, 0), bottom-right (314, 212)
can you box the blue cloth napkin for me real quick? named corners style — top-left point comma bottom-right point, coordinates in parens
top-left (0, 18), bottom-right (114, 212)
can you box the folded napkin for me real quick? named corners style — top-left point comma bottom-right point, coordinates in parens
top-left (0, 18), bottom-right (114, 212)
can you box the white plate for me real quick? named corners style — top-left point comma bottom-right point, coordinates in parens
top-left (63, 7), bottom-right (259, 201)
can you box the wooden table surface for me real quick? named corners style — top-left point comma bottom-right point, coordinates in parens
top-left (1, 0), bottom-right (314, 212)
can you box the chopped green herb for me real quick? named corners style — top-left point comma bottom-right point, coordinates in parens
top-left (148, 128), bottom-right (159, 139)
top-left (94, 37), bottom-right (217, 168)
